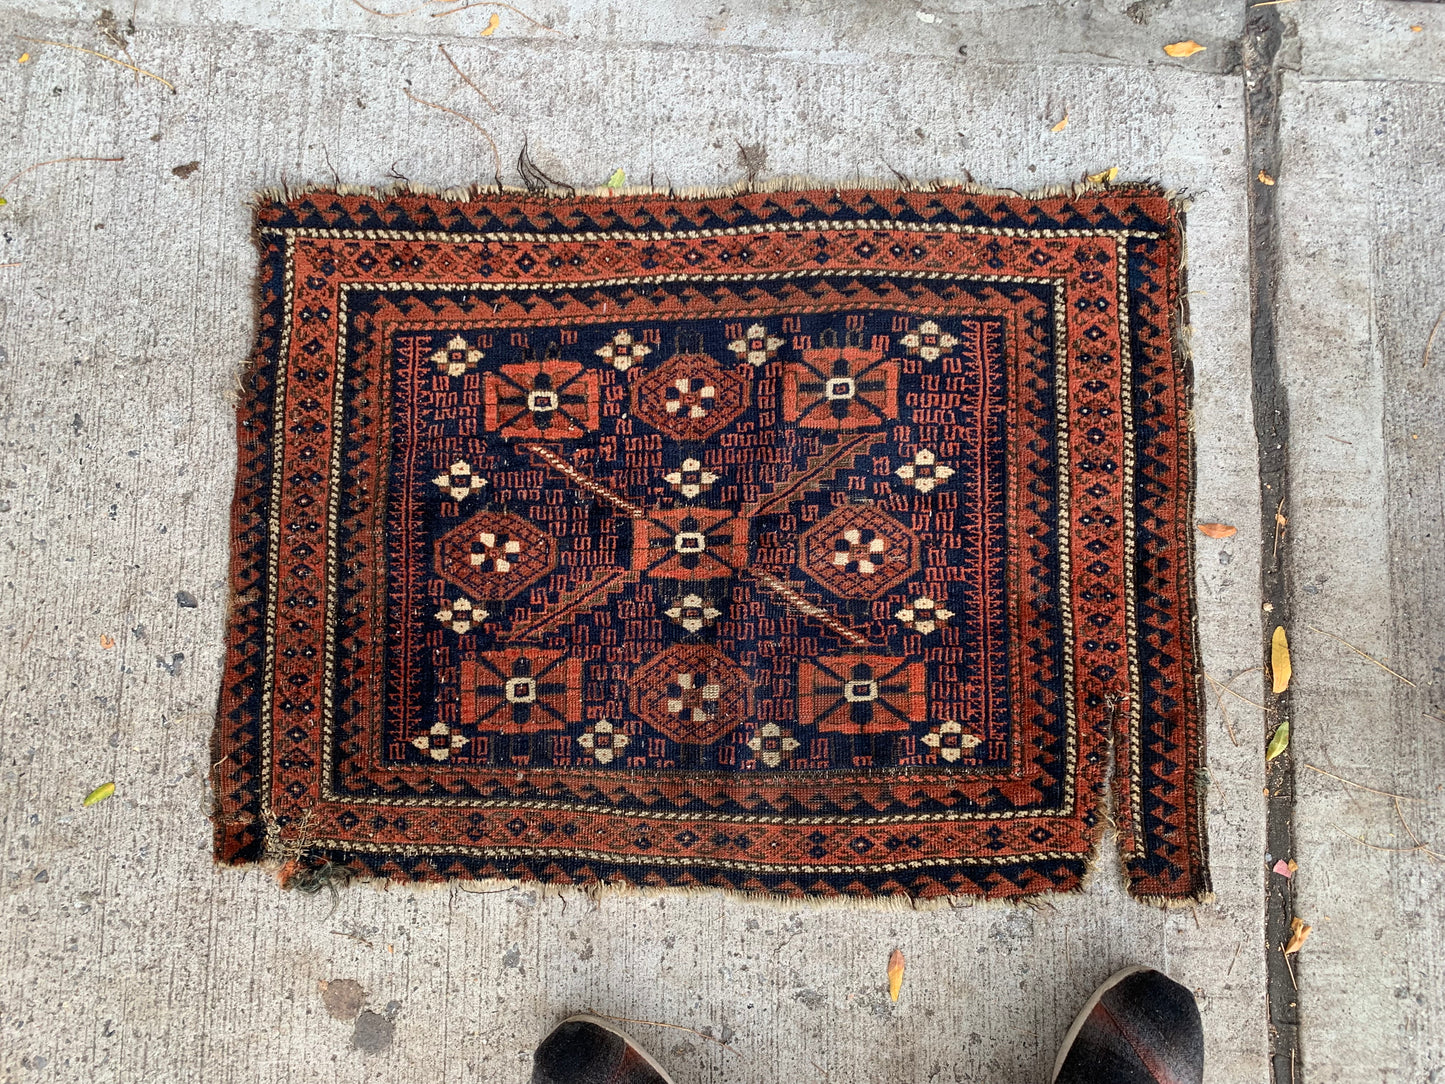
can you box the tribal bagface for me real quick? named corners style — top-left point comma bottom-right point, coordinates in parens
top-left (214, 186), bottom-right (1209, 902)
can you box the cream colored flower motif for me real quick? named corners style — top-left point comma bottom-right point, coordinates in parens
top-left (667, 377), bottom-right (715, 419)
top-left (411, 721), bottom-right (469, 761)
top-left (435, 596), bottom-right (487, 633)
top-left (894, 595), bottom-right (955, 635)
top-left (662, 458), bottom-right (720, 499)
top-left (664, 592), bottom-right (721, 633)
top-left (666, 671), bottom-right (721, 721)
top-left (833, 527), bottom-right (887, 574)
top-left (577, 719), bottom-right (630, 764)
top-left (432, 459), bottom-right (487, 501)
top-left (747, 722), bottom-right (801, 768)
top-left (894, 449), bottom-right (955, 494)
top-left (728, 323), bottom-right (784, 366)
top-left (920, 720), bottom-right (981, 763)
top-left (469, 532), bottom-right (522, 574)
top-left (596, 329), bottom-right (653, 372)
top-left (899, 320), bottom-right (959, 361)
top-left (429, 335), bottom-right (483, 377)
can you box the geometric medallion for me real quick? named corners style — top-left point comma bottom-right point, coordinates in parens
top-left (797, 504), bottom-right (920, 600)
top-left (433, 510), bottom-right (556, 600)
top-left (631, 352), bottom-right (750, 442)
top-left (631, 643), bottom-right (750, 745)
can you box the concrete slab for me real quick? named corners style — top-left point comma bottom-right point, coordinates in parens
top-left (1275, 55), bottom-right (1445, 1084)
top-left (9, 0), bottom-right (1436, 1080)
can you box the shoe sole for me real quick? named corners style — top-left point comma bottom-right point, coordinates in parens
top-left (558, 1013), bottom-right (680, 1084)
top-left (1050, 966), bottom-right (1150, 1084)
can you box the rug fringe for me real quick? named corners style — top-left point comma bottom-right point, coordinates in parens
top-left (250, 173), bottom-right (1188, 208)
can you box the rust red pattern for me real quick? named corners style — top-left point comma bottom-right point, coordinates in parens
top-left (213, 186), bottom-right (1208, 901)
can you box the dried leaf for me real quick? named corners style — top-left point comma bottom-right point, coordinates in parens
top-left (479, 12), bottom-right (499, 35)
top-left (1257, 169), bottom-right (1276, 185)
top-left (1196, 522), bottom-right (1237, 539)
top-left (1283, 916), bottom-right (1312, 954)
top-left (1051, 114), bottom-right (1069, 133)
top-left (1271, 625), bottom-right (1291, 693)
top-left (1087, 166), bottom-right (1118, 185)
top-left (1163, 40), bottom-right (1206, 58)
top-left (99, 633), bottom-right (116, 649)
top-left (1266, 720), bottom-right (1290, 762)
top-left (83, 781), bottom-right (116, 807)
top-left (887, 947), bottom-right (905, 1002)
top-left (606, 167), bottom-right (626, 189)
top-left (1272, 858), bottom-right (1296, 878)
top-left (1410, 25), bottom-right (1423, 33)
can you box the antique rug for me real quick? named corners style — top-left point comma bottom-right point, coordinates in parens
top-left (213, 184), bottom-right (1209, 902)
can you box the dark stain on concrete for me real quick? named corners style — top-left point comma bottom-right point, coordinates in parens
top-left (319, 978), bottom-right (366, 1021)
top-left (172, 161), bottom-right (201, 179)
top-left (794, 988), bottom-right (826, 1010)
top-left (351, 1010), bottom-right (394, 1054)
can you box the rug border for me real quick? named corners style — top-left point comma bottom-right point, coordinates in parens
top-left (210, 179), bottom-right (1211, 908)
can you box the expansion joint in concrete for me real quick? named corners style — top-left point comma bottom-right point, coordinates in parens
top-left (1242, 5), bottom-right (1300, 1083)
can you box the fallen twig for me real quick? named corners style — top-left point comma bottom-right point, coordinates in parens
top-left (349, 0), bottom-right (444, 15)
top-left (1305, 624), bottom-right (1417, 687)
top-left (15, 35), bottom-right (175, 92)
top-left (582, 1010), bottom-right (742, 1058)
top-left (0, 155), bottom-right (125, 200)
top-left (1202, 672), bottom-right (1243, 746)
top-left (438, 43), bottom-right (497, 112)
top-left (1424, 308), bottom-right (1443, 369)
top-left (1302, 762), bottom-right (1418, 801)
top-left (429, 1), bottom-right (559, 31)
top-left (402, 87), bottom-right (502, 186)
top-left (1333, 807), bottom-right (1442, 862)
top-left (1393, 797), bottom-right (1443, 861)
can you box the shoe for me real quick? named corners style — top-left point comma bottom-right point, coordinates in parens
top-left (1052, 967), bottom-right (1204, 1084)
top-left (532, 1014), bottom-right (676, 1084)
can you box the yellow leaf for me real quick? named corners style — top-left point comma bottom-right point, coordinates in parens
top-left (1163, 40), bottom-right (1206, 58)
top-left (887, 947), bottom-right (905, 1002)
top-left (19, 52), bottom-right (31, 63)
top-left (1283, 916), bottom-right (1312, 954)
top-left (1087, 166), bottom-right (1118, 185)
top-left (1051, 113), bottom-right (1069, 133)
top-left (1271, 625), bottom-right (1291, 693)
top-left (83, 782), bottom-right (116, 807)
top-left (1265, 720), bottom-right (1290, 762)
top-left (1410, 25), bottom-right (1423, 33)
top-left (606, 167), bottom-right (626, 189)
top-left (1257, 169), bottom-right (1276, 185)
top-left (1196, 522), bottom-right (1237, 539)
top-left (479, 12), bottom-right (499, 35)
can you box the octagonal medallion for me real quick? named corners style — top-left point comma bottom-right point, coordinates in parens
top-left (631, 643), bottom-right (750, 745)
top-left (631, 352), bottom-right (749, 442)
top-left (434, 510), bottom-right (556, 600)
top-left (797, 505), bottom-right (920, 600)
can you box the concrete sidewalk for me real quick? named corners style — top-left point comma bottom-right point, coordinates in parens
top-left (0, 2), bottom-right (1439, 1081)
